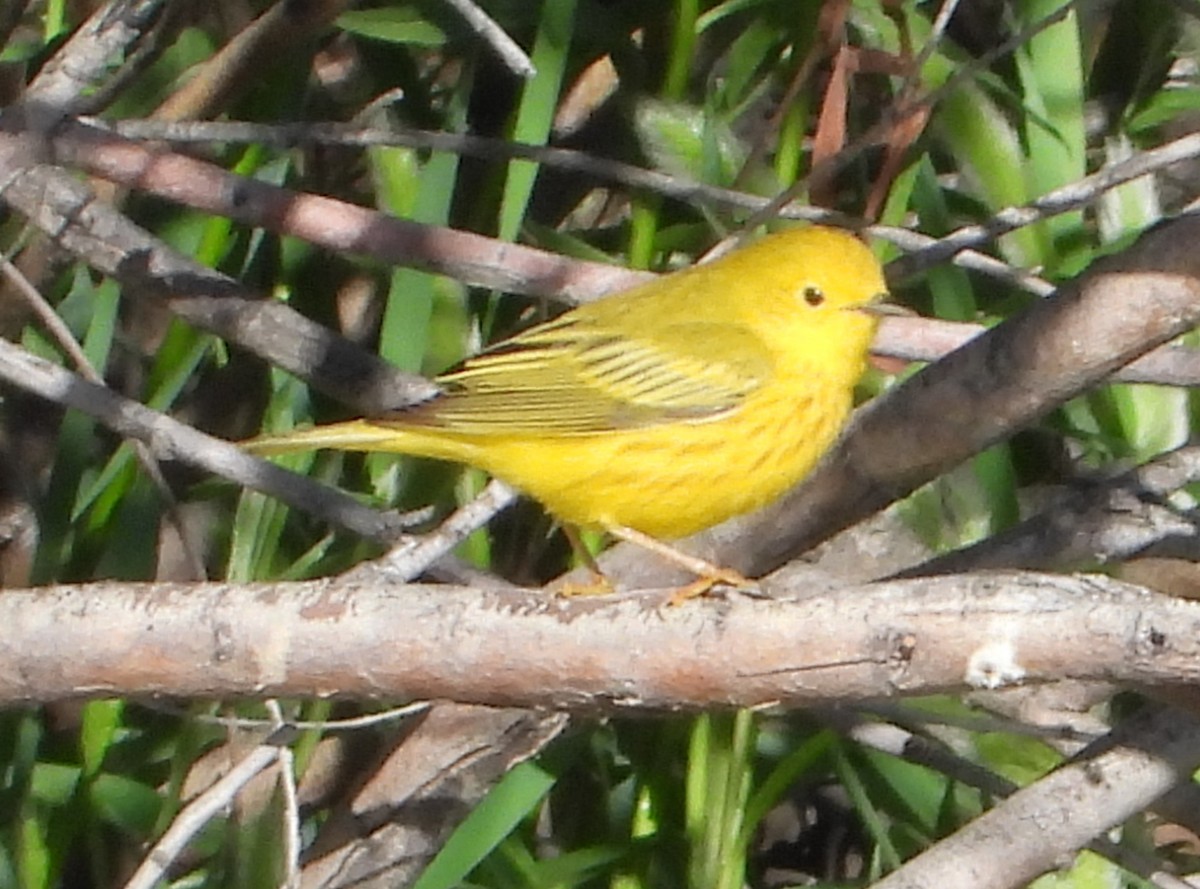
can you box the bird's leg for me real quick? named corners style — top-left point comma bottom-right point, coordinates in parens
top-left (605, 525), bottom-right (757, 604)
top-left (558, 525), bottom-right (614, 596)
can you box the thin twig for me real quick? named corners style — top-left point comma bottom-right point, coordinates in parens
top-left (145, 700), bottom-right (432, 733)
top-left (0, 336), bottom-right (411, 544)
top-left (888, 129), bottom-right (1200, 281)
top-left (344, 479), bottom-right (520, 583)
top-left (441, 0), bottom-right (535, 78)
top-left (894, 445), bottom-right (1200, 577)
top-left (265, 700), bottom-right (301, 889)
top-left (0, 254), bottom-right (208, 580)
top-left (871, 704), bottom-right (1200, 889)
top-left (123, 729), bottom-right (290, 889)
top-left (838, 711), bottom-right (1200, 889)
top-left (911, 0), bottom-right (966, 74)
top-left (0, 154), bottom-right (440, 415)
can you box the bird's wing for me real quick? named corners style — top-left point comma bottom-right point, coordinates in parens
top-left (381, 317), bottom-right (772, 435)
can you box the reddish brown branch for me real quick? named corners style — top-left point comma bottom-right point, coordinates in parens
top-left (50, 119), bottom-right (650, 302)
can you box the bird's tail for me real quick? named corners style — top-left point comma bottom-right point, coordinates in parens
top-left (243, 419), bottom-right (427, 456)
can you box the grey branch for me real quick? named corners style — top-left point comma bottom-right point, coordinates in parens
top-left (871, 703), bottom-right (1200, 889)
top-left (0, 571), bottom-right (1194, 708)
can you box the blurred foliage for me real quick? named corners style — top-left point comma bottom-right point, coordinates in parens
top-left (1, 0), bottom-right (1199, 886)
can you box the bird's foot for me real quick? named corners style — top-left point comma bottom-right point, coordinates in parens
top-left (666, 566), bottom-right (757, 605)
top-left (558, 570), bottom-right (615, 597)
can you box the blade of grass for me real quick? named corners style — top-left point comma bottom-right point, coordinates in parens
top-left (412, 761), bottom-right (557, 889)
top-left (499, 0), bottom-right (578, 242)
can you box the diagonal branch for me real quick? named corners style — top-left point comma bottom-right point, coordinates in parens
top-left (871, 702), bottom-right (1200, 889)
top-left (0, 336), bottom-right (408, 544)
top-left (713, 213), bottom-right (1200, 578)
top-left (48, 117), bottom-right (650, 302)
top-left (0, 118), bottom-right (432, 415)
top-left (896, 444), bottom-right (1200, 576)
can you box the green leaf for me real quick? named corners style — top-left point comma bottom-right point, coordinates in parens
top-left (412, 762), bottom-right (557, 889)
top-left (633, 98), bottom-right (747, 184)
top-left (88, 774), bottom-right (161, 837)
top-left (337, 8), bottom-right (446, 46)
top-left (80, 701), bottom-right (124, 779)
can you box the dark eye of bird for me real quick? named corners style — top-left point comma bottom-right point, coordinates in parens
top-left (803, 286), bottom-right (825, 307)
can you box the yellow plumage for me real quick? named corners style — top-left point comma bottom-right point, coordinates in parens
top-left (247, 226), bottom-right (888, 541)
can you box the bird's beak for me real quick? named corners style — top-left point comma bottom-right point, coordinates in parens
top-left (850, 294), bottom-right (913, 316)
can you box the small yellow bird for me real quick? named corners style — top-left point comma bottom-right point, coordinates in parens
top-left (247, 226), bottom-right (889, 589)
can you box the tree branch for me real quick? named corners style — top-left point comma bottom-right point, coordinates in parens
top-left (0, 572), bottom-right (1194, 707)
top-left (872, 703), bottom-right (1200, 889)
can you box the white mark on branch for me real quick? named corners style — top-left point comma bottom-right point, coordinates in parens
top-left (965, 639), bottom-right (1026, 689)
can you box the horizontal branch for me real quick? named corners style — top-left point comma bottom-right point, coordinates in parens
top-left (1, 572), bottom-right (1196, 708)
top-left (50, 117), bottom-right (649, 303)
top-left (875, 315), bottom-right (1200, 387)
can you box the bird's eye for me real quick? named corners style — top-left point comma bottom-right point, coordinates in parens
top-left (802, 286), bottom-right (825, 307)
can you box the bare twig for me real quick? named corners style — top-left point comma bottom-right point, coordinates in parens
top-left (47, 119), bottom-right (650, 303)
top-left (0, 253), bottom-right (208, 580)
top-left (0, 336), bottom-right (410, 544)
top-left (0, 148), bottom-right (436, 415)
top-left (440, 0), bottom-right (535, 78)
top-left (887, 129), bottom-right (1200, 281)
top-left (265, 700), bottom-right (302, 889)
top-left (896, 445), bottom-right (1200, 577)
top-left (836, 712), bottom-right (1197, 889)
top-left (344, 480), bottom-right (520, 583)
top-left (123, 728), bottom-right (291, 889)
top-left (300, 703), bottom-right (567, 888)
top-left (169, 701), bottom-right (432, 734)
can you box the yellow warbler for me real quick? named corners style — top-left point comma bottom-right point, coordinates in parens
top-left (247, 226), bottom-right (888, 583)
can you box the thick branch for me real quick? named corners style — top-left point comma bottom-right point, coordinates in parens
top-left (873, 703), bottom-right (1200, 889)
top-left (0, 572), bottom-right (1195, 707)
top-left (717, 214), bottom-right (1200, 576)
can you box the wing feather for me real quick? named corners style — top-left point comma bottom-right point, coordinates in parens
top-left (379, 315), bottom-right (772, 435)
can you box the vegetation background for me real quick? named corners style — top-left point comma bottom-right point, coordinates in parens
top-left (1, 0), bottom-right (1200, 887)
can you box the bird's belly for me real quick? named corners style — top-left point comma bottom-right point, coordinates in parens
top-left (476, 387), bottom-right (850, 539)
